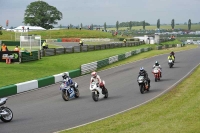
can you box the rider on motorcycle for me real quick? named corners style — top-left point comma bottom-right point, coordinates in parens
top-left (170, 51), bottom-right (175, 57)
top-left (138, 67), bottom-right (151, 87)
top-left (90, 71), bottom-right (106, 94)
top-left (62, 73), bottom-right (77, 91)
top-left (168, 54), bottom-right (175, 63)
top-left (152, 61), bottom-right (162, 77)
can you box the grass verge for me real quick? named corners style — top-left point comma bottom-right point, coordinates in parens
top-left (59, 46), bottom-right (200, 133)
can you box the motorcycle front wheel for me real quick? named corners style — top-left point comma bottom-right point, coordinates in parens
top-left (92, 92), bottom-right (99, 102)
top-left (62, 90), bottom-right (69, 101)
top-left (0, 107), bottom-right (13, 122)
top-left (140, 85), bottom-right (145, 94)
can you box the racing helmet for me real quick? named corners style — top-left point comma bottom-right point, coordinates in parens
top-left (140, 67), bottom-right (144, 72)
top-left (62, 73), bottom-right (68, 79)
top-left (155, 61), bottom-right (159, 65)
top-left (91, 71), bottom-right (97, 78)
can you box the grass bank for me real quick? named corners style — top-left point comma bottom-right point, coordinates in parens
top-left (61, 65), bottom-right (200, 133)
top-left (0, 29), bottom-right (116, 40)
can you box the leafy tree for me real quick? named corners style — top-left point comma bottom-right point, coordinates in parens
top-left (0, 26), bottom-right (2, 35)
top-left (104, 22), bottom-right (107, 31)
top-left (24, 1), bottom-right (62, 29)
top-left (143, 20), bottom-right (145, 30)
top-left (59, 24), bottom-right (62, 28)
top-left (188, 19), bottom-right (191, 30)
top-left (116, 21), bottom-right (119, 31)
top-left (129, 21), bottom-right (132, 30)
top-left (157, 19), bottom-right (160, 29)
top-left (171, 19), bottom-right (175, 30)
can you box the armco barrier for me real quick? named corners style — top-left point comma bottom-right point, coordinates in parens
top-left (38, 76), bottom-right (55, 88)
top-left (69, 69), bottom-right (81, 78)
top-left (81, 46), bottom-right (88, 52)
top-left (0, 85), bottom-right (17, 97)
top-left (74, 46), bottom-right (81, 53)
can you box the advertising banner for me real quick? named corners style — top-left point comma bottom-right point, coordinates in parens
top-left (0, 51), bottom-right (19, 62)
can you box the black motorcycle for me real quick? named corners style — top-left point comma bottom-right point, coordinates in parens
top-left (137, 76), bottom-right (150, 94)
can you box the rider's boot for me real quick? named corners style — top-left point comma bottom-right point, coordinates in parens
top-left (101, 86), bottom-right (106, 94)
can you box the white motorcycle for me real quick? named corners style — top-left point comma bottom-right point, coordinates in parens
top-left (0, 98), bottom-right (13, 122)
top-left (59, 81), bottom-right (79, 101)
top-left (89, 81), bottom-right (108, 102)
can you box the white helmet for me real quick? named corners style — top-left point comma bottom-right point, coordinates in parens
top-left (91, 71), bottom-right (97, 78)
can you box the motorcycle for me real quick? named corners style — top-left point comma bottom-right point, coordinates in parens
top-left (168, 59), bottom-right (174, 68)
top-left (152, 67), bottom-right (161, 82)
top-left (137, 76), bottom-right (150, 94)
top-left (0, 98), bottom-right (13, 122)
top-left (59, 81), bottom-right (79, 101)
top-left (89, 81), bottom-right (108, 102)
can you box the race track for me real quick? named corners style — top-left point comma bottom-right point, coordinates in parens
top-left (0, 47), bottom-right (200, 133)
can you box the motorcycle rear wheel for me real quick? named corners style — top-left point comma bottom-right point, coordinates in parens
top-left (0, 107), bottom-right (13, 122)
top-left (62, 90), bottom-right (69, 101)
top-left (75, 89), bottom-right (80, 98)
top-left (104, 89), bottom-right (108, 98)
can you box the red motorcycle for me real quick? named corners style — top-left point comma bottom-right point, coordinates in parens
top-left (152, 67), bottom-right (161, 82)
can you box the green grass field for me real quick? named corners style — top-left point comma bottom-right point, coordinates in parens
top-left (61, 63), bottom-right (200, 133)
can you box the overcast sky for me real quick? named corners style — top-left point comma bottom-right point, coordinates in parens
top-left (0, 0), bottom-right (199, 27)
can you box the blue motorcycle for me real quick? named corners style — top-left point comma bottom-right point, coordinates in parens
top-left (60, 81), bottom-right (79, 101)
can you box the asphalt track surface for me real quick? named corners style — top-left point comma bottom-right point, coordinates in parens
top-left (1, 47), bottom-right (200, 133)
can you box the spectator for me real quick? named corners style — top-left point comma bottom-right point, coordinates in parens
top-left (27, 27), bottom-right (29, 32)
top-left (1, 43), bottom-right (8, 51)
top-left (22, 26), bottom-right (24, 32)
top-left (123, 38), bottom-right (127, 44)
top-left (79, 40), bottom-right (83, 46)
top-left (14, 45), bottom-right (20, 52)
top-left (42, 41), bottom-right (48, 49)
